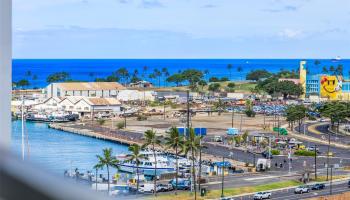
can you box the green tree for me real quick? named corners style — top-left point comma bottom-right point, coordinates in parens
top-left (116, 67), bottom-right (130, 86)
top-left (203, 69), bottom-right (210, 81)
top-left (93, 164), bottom-right (103, 191)
top-left (314, 60), bottom-right (321, 66)
top-left (142, 130), bottom-right (162, 196)
top-left (318, 102), bottom-right (349, 132)
top-left (166, 73), bottom-right (184, 87)
top-left (198, 80), bottom-right (207, 91)
top-left (246, 70), bottom-right (272, 81)
top-left (226, 82), bottom-right (235, 92)
top-left (152, 69), bottom-right (162, 87)
top-left (183, 128), bottom-right (201, 200)
top-left (97, 119), bottom-right (106, 126)
top-left (95, 148), bottom-right (120, 193)
top-left (322, 66), bottom-right (328, 74)
top-left (16, 79), bottom-right (30, 88)
top-left (164, 127), bottom-right (184, 195)
top-left (46, 72), bottom-right (70, 83)
top-left (336, 64), bottom-right (343, 75)
top-left (285, 105), bottom-right (307, 132)
top-left (142, 66), bottom-right (148, 79)
top-left (209, 77), bottom-right (220, 82)
top-left (181, 69), bottom-right (203, 90)
top-left (214, 98), bottom-right (226, 115)
top-left (126, 144), bottom-right (146, 193)
top-left (237, 66), bottom-right (243, 80)
top-left (208, 83), bottom-right (221, 93)
top-left (227, 64), bottom-right (233, 80)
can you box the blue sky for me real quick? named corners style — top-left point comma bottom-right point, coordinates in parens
top-left (13, 0), bottom-right (350, 58)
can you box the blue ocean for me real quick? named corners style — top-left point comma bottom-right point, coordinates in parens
top-left (12, 59), bottom-right (350, 88)
top-left (11, 120), bottom-right (129, 176)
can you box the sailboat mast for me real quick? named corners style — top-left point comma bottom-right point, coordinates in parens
top-left (21, 95), bottom-right (25, 160)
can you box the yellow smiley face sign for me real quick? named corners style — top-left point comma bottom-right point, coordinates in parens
top-left (320, 76), bottom-right (342, 100)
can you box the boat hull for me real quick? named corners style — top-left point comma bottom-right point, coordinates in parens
top-left (118, 164), bottom-right (175, 176)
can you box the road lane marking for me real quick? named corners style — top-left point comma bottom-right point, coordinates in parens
top-left (244, 176), bottom-right (278, 181)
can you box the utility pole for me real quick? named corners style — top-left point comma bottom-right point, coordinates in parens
top-left (163, 102), bottom-right (166, 120)
top-left (239, 115), bottom-right (243, 132)
top-left (231, 105), bottom-right (234, 128)
top-left (277, 115), bottom-right (280, 137)
top-left (221, 156), bottom-right (225, 198)
top-left (124, 109), bottom-right (126, 129)
top-left (329, 166), bottom-right (333, 195)
top-left (314, 144), bottom-right (317, 180)
top-left (21, 95), bottom-right (25, 160)
top-left (186, 90), bottom-right (190, 137)
top-left (326, 131), bottom-right (331, 180)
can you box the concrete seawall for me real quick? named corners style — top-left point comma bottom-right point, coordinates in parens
top-left (48, 123), bottom-right (141, 146)
top-left (48, 122), bottom-right (244, 165)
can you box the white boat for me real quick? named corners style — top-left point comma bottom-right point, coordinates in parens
top-left (332, 56), bottom-right (342, 62)
top-left (117, 150), bottom-right (175, 175)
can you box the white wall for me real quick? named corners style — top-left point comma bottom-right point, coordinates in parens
top-left (0, 0), bottom-right (12, 149)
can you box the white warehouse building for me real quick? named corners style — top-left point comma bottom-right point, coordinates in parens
top-left (45, 82), bottom-right (126, 98)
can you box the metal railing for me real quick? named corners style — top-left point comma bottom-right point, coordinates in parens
top-left (0, 149), bottom-right (109, 200)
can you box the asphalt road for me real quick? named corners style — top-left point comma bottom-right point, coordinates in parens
top-left (237, 181), bottom-right (349, 200)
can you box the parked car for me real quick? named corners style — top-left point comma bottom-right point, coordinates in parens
top-left (157, 184), bottom-right (173, 192)
top-left (253, 192), bottom-right (271, 199)
top-left (294, 185), bottom-right (310, 194)
top-left (169, 178), bottom-right (191, 190)
top-left (311, 183), bottom-right (325, 190)
top-left (306, 146), bottom-right (320, 153)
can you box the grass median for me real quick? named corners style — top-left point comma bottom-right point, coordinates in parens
top-left (150, 180), bottom-right (301, 200)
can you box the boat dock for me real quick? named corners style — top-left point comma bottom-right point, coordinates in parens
top-left (48, 122), bottom-right (245, 165)
top-left (48, 123), bottom-right (142, 146)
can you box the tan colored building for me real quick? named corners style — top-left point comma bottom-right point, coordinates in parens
top-left (45, 82), bottom-right (125, 98)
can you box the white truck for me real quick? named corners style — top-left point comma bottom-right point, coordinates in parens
top-left (256, 158), bottom-right (271, 171)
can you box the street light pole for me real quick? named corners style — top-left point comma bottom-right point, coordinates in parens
top-left (221, 156), bottom-right (225, 198)
top-left (314, 144), bottom-right (317, 180)
top-left (326, 131), bottom-right (331, 181)
top-left (231, 105), bottom-right (234, 128)
top-left (329, 166), bottom-right (333, 195)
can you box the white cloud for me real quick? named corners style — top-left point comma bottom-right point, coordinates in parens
top-left (278, 29), bottom-right (303, 39)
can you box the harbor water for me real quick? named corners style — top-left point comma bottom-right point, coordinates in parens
top-left (11, 120), bottom-right (129, 176)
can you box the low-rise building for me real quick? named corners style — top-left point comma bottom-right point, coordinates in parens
top-left (45, 82), bottom-right (125, 98)
top-left (31, 96), bottom-right (122, 118)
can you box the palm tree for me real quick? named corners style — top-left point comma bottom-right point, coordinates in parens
top-left (237, 66), bottom-right (243, 80)
top-left (164, 127), bottom-right (184, 195)
top-left (153, 69), bottom-right (162, 87)
top-left (93, 163), bottom-right (103, 191)
top-left (142, 129), bottom-right (162, 196)
top-left (336, 64), bottom-right (343, 75)
top-left (227, 64), bottom-right (233, 80)
top-left (204, 69), bottom-right (209, 81)
top-left (183, 128), bottom-right (201, 200)
top-left (322, 66), bottom-right (328, 74)
top-left (162, 67), bottom-right (169, 87)
top-left (95, 148), bottom-right (120, 194)
top-left (126, 144), bottom-right (146, 194)
top-left (142, 66), bottom-right (148, 79)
